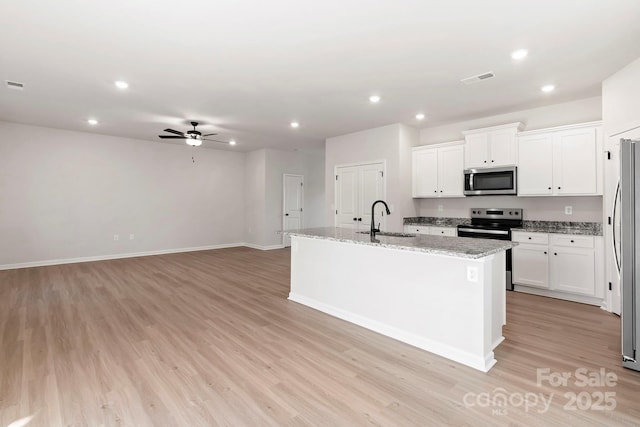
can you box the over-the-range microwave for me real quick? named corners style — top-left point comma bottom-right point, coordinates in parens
top-left (463, 166), bottom-right (517, 196)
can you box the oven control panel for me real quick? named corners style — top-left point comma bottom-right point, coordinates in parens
top-left (470, 208), bottom-right (523, 220)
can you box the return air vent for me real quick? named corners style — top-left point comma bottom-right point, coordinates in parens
top-left (5, 80), bottom-right (24, 90)
top-left (461, 72), bottom-right (495, 85)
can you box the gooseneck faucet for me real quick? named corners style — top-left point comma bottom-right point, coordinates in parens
top-left (370, 200), bottom-right (391, 236)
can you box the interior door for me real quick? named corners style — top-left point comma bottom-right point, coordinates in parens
top-left (282, 174), bottom-right (303, 247)
top-left (335, 166), bottom-right (359, 228)
top-left (359, 163), bottom-right (385, 230)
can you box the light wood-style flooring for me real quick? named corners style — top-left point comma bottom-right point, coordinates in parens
top-left (1, 247), bottom-right (639, 426)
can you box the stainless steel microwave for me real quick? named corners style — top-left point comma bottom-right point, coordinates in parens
top-left (464, 166), bottom-right (517, 196)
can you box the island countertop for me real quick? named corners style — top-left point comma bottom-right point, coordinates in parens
top-left (287, 227), bottom-right (516, 259)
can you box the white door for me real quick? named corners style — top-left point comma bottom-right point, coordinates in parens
top-left (517, 134), bottom-right (554, 195)
top-left (282, 174), bottom-right (304, 247)
top-left (412, 149), bottom-right (438, 197)
top-left (358, 163), bottom-right (385, 230)
top-left (553, 127), bottom-right (598, 195)
top-left (437, 145), bottom-right (464, 197)
top-left (550, 247), bottom-right (596, 296)
top-left (512, 245), bottom-right (550, 288)
top-left (489, 129), bottom-right (517, 167)
top-left (335, 166), bottom-right (359, 228)
top-left (464, 133), bottom-right (488, 168)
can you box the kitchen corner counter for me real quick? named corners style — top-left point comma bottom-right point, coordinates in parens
top-left (513, 221), bottom-right (602, 236)
top-left (287, 227), bottom-right (516, 259)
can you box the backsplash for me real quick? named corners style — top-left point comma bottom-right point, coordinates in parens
top-left (414, 195), bottom-right (603, 222)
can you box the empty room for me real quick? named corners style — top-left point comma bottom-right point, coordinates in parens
top-left (2, 1), bottom-right (640, 426)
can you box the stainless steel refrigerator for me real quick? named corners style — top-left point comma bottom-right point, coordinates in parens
top-left (620, 139), bottom-right (640, 371)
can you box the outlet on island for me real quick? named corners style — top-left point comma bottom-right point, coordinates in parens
top-left (565, 206), bottom-right (573, 215)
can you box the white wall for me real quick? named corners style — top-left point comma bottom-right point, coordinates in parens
top-left (0, 121), bottom-right (246, 266)
top-left (603, 56), bottom-right (640, 136)
top-left (325, 123), bottom-right (418, 231)
top-left (415, 97), bottom-right (604, 222)
top-left (419, 96), bottom-right (602, 146)
top-left (243, 149), bottom-right (267, 246)
top-left (244, 148), bottom-right (325, 248)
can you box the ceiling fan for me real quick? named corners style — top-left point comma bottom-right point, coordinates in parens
top-left (158, 121), bottom-right (235, 146)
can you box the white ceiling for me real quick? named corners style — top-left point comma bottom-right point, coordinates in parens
top-left (1, 0), bottom-right (640, 151)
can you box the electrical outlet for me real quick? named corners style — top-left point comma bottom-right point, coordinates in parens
top-left (113, 234), bottom-right (119, 241)
top-left (129, 234), bottom-right (135, 240)
top-left (565, 206), bottom-right (573, 215)
top-left (467, 266), bottom-right (479, 282)
top-left (438, 205), bottom-right (443, 212)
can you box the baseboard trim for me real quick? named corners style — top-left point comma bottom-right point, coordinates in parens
top-left (243, 243), bottom-right (286, 251)
top-left (0, 243), bottom-right (246, 271)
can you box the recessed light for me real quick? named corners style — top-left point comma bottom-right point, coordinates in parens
top-left (114, 81), bottom-right (129, 89)
top-left (511, 49), bottom-right (528, 60)
top-left (415, 113), bottom-right (425, 120)
top-left (229, 140), bottom-right (237, 145)
top-left (369, 95), bottom-right (381, 103)
top-left (87, 119), bottom-right (98, 125)
top-left (541, 84), bottom-right (555, 93)
top-left (290, 122), bottom-right (300, 128)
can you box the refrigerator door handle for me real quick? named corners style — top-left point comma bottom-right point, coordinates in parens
top-left (613, 178), bottom-right (621, 273)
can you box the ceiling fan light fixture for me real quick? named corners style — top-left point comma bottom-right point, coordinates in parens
top-left (185, 136), bottom-right (202, 147)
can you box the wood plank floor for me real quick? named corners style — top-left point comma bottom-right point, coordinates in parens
top-left (1, 247), bottom-right (639, 426)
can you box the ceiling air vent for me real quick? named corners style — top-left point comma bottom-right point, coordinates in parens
top-left (461, 72), bottom-right (495, 85)
top-left (6, 80), bottom-right (25, 90)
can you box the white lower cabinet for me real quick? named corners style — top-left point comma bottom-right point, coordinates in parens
top-left (512, 244), bottom-right (549, 288)
top-left (512, 231), bottom-right (603, 304)
top-left (404, 225), bottom-right (456, 236)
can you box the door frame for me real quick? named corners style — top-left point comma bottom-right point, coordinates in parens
top-left (282, 174), bottom-right (304, 246)
top-left (334, 160), bottom-right (387, 228)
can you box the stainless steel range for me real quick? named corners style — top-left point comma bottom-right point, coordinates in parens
top-left (457, 208), bottom-right (523, 290)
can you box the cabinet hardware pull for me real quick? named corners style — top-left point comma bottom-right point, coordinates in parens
top-left (558, 187), bottom-right (561, 189)
top-left (554, 252), bottom-right (557, 256)
top-left (544, 251), bottom-right (547, 254)
top-left (528, 237), bottom-right (532, 240)
top-left (353, 217), bottom-right (357, 221)
top-left (548, 187), bottom-right (551, 190)
top-left (570, 240), bottom-right (574, 243)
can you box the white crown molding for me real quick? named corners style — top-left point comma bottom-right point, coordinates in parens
top-left (518, 120), bottom-right (603, 137)
top-left (412, 140), bottom-right (464, 151)
top-left (462, 122), bottom-right (524, 135)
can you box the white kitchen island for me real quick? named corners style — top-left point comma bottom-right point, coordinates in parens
top-left (287, 227), bottom-right (516, 372)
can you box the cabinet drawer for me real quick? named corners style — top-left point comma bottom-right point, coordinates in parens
top-left (512, 231), bottom-right (549, 245)
top-left (404, 225), bottom-right (430, 235)
top-left (430, 227), bottom-right (456, 237)
top-left (550, 234), bottom-right (594, 249)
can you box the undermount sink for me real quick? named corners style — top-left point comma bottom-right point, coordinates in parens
top-left (357, 231), bottom-right (416, 238)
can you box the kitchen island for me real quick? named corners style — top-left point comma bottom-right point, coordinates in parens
top-left (287, 227), bottom-right (516, 372)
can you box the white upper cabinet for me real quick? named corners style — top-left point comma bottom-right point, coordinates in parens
top-left (412, 141), bottom-right (464, 198)
top-left (517, 122), bottom-right (603, 196)
top-left (463, 123), bottom-right (523, 169)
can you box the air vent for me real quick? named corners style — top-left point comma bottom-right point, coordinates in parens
top-left (461, 72), bottom-right (495, 85)
top-left (6, 80), bottom-right (24, 90)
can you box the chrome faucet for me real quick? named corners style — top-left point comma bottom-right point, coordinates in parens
top-left (370, 200), bottom-right (391, 236)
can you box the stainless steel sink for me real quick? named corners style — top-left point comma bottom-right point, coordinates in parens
top-left (357, 231), bottom-right (416, 238)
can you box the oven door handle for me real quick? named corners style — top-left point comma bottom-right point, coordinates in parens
top-left (458, 228), bottom-right (509, 235)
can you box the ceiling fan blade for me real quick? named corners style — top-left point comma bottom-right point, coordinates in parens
top-left (159, 135), bottom-right (187, 139)
top-left (163, 128), bottom-right (185, 136)
top-left (201, 133), bottom-right (218, 137)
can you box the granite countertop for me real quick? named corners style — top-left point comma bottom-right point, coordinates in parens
top-left (512, 221), bottom-right (602, 236)
top-left (287, 227), bottom-right (516, 259)
top-left (403, 217), bottom-right (470, 227)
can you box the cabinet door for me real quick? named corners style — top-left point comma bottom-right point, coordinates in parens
top-left (359, 163), bottom-right (385, 230)
top-left (513, 244), bottom-right (549, 288)
top-left (488, 129), bottom-right (517, 167)
top-left (550, 246), bottom-right (596, 296)
top-left (412, 149), bottom-right (438, 197)
top-left (405, 225), bottom-right (430, 235)
top-left (517, 134), bottom-right (553, 195)
top-left (464, 133), bottom-right (488, 168)
top-left (429, 227), bottom-right (456, 237)
top-left (553, 127), bottom-right (598, 195)
top-left (437, 145), bottom-right (464, 197)
top-left (335, 166), bottom-right (359, 228)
